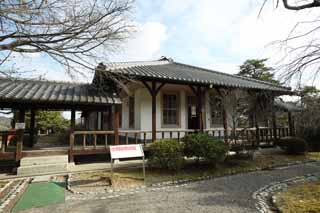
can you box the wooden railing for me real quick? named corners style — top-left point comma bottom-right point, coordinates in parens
top-left (70, 127), bottom-right (290, 150)
top-left (68, 129), bottom-right (196, 162)
top-left (70, 129), bottom-right (196, 149)
top-left (204, 127), bottom-right (290, 147)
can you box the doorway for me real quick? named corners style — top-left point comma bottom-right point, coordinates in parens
top-left (187, 96), bottom-right (199, 129)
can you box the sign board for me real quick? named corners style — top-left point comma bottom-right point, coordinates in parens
top-left (109, 144), bottom-right (145, 180)
top-left (15, 123), bottom-right (25, 130)
top-left (110, 144), bottom-right (144, 159)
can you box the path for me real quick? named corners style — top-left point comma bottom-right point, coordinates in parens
top-left (19, 161), bottom-right (320, 213)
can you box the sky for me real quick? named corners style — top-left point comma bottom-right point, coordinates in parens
top-left (3, 0), bottom-right (320, 88)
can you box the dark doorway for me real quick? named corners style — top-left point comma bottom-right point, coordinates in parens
top-left (187, 96), bottom-right (199, 129)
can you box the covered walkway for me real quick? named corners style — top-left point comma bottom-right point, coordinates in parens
top-left (0, 78), bottom-right (121, 162)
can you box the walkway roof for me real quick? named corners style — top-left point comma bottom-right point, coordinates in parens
top-left (0, 78), bottom-right (121, 110)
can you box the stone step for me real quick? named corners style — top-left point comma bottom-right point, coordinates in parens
top-left (20, 155), bottom-right (68, 167)
top-left (17, 163), bottom-right (67, 176)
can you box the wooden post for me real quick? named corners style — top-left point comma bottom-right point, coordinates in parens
top-left (114, 105), bottom-right (120, 145)
top-left (69, 109), bottom-right (76, 162)
top-left (71, 109), bottom-right (76, 129)
top-left (223, 109), bottom-right (228, 143)
top-left (15, 109), bottom-right (25, 162)
top-left (29, 110), bottom-right (36, 147)
top-left (196, 86), bottom-right (204, 131)
top-left (151, 81), bottom-right (156, 142)
top-left (272, 111), bottom-right (277, 141)
top-left (1, 134), bottom-right (7, 152)
top-left (288, 111), bottom-right (294, 136)
top-left (254, 108), bottom-right (260, 147)
top-left (142, 81), bottom-right (165, 143)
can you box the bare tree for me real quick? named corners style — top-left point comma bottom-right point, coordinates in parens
top-left (210, 89), bottom-right (255, 143)
top-left (0, 0), bottom-right (134, 77)
top-left (260, 0), bottom-right (320, 84)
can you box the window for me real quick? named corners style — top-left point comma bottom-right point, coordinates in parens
top-left (210, 96), bottom-right (223, 126)
top-left (163, 94), bottom-right (179, 126)
top-left (129, 96), bottom-right (135, 128)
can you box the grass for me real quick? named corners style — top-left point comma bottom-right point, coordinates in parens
top-left (75, 151), bottom-right (320, 186)
top-left (307, 152), bottom-right (320, 161)
top-left (12, 182), bottom-right (65, 211)
top-left (275, 181), bottom-right (320, 213)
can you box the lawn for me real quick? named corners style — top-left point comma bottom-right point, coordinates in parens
top-left (275, 181), bottom-right (320, 213)
top-left (74, 151), bottom-right (320, 187)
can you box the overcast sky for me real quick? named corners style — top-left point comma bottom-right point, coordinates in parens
top-left (8, 0), bottom-right (320, 87)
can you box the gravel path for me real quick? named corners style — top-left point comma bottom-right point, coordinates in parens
top-left (19, 161), bottom-right (320, 213)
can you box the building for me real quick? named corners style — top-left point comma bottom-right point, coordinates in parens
top-left (0, 57), bottom-right (293, 164)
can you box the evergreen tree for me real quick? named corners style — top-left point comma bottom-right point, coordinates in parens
top-left (238, 59), bottom-right (280, 85)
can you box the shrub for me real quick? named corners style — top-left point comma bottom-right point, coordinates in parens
top-left (148, 139), bottom-right (184, 171)
top-left (277, 137), bottom-right (308, 154)
top-left (183, 133), bottom-right (228, 165)
top-left (300, 127), bottom-right (320, 151)
top-left (183, 133), bottom-right (208, 160)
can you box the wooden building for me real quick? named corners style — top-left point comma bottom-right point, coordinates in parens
top-left (0, 57), bottom-right (294, 164)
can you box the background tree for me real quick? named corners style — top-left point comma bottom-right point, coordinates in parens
top-left (0, 0), bottom-right (134, 77)
top-left (238, 58), bottom-right (280, 84)
top-left (25, 111), bottom-right (70, 133)
top-left (294, 85), bottom-right (320, 150)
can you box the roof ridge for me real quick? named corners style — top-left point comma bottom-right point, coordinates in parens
top-left (104, 59), bottom-right (170, 70)
top-left (173, 62), bottom-right (290, 90)
top-left (0, 77), bottom-right (90, 86)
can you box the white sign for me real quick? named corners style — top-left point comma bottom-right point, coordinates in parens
top-left (110, 144), bottom-right (144, 159)
top-left (15, 123), bottom-right (25, 130)
top-left (109, 144), bottom-right (146, 180)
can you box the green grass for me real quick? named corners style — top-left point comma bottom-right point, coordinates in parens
top-left (275, 181), bottom-right (320, 213)
top-left (13, 182), bottom-right (65, 211)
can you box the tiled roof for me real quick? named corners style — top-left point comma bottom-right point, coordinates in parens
top-left (102, 57), bottom-right (291, 93)
top-left (275, 98), bottom-right (302, 112)
top-left (0, 78), bottom-right (121, 107)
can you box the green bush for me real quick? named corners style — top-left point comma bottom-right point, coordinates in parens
top-left (183, 133), bottom-right (228, 165)
top-left (301, 127), bottom-right (320, 151)
top-left (277, 137), bottom-right (308, 154)
top-left (148, 139), bottom-right (184, 171)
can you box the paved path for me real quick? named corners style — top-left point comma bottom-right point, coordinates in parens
top-left (19, 162), bottom-right (320, 213)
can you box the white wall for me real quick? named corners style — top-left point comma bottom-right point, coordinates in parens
top-left (85, 82), bottom-right (256, 139)
top-left (118, 83), bottom-right (198, 139)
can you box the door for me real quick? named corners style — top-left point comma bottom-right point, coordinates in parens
top-left (187, 96), bottom-right (199, 129)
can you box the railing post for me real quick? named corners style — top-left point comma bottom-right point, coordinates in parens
top-left (134, 133), bottom-right (138, 144)
top-left (94, 134), bottom-right (97, 148)
top-left (114, 105), bottom-right (120, 145)
top-left (69, 132), bottom-right (74, 163)
top-left (143, 132), bottom-right (146, 146)
top-left (223, 110), bottom-right (228, 143)
top-left (15, 109), bottom-right (25, 162)
top-left (1, 133), bottom-right (7, 152)
top-left (125, 133), bottom-right (129, 144)
top-left (69, 109), bottom-right (75, 163)
top-left (288, 111), bottom-right (294, 136)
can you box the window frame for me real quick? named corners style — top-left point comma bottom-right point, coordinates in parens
top-left (210, 95), bottom-right (223, 127)
top-left (161, 92), bottom-right (180, 128)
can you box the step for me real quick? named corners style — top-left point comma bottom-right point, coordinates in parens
top-left (20, 155), bottom-right (68, 167)
top-left (17, 163), bottom-right (67, 176)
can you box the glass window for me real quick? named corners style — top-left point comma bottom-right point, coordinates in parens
top-left (210, 96), bottom-right (223, 126)
top-left (163, 94), bottom-right (179, 125)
